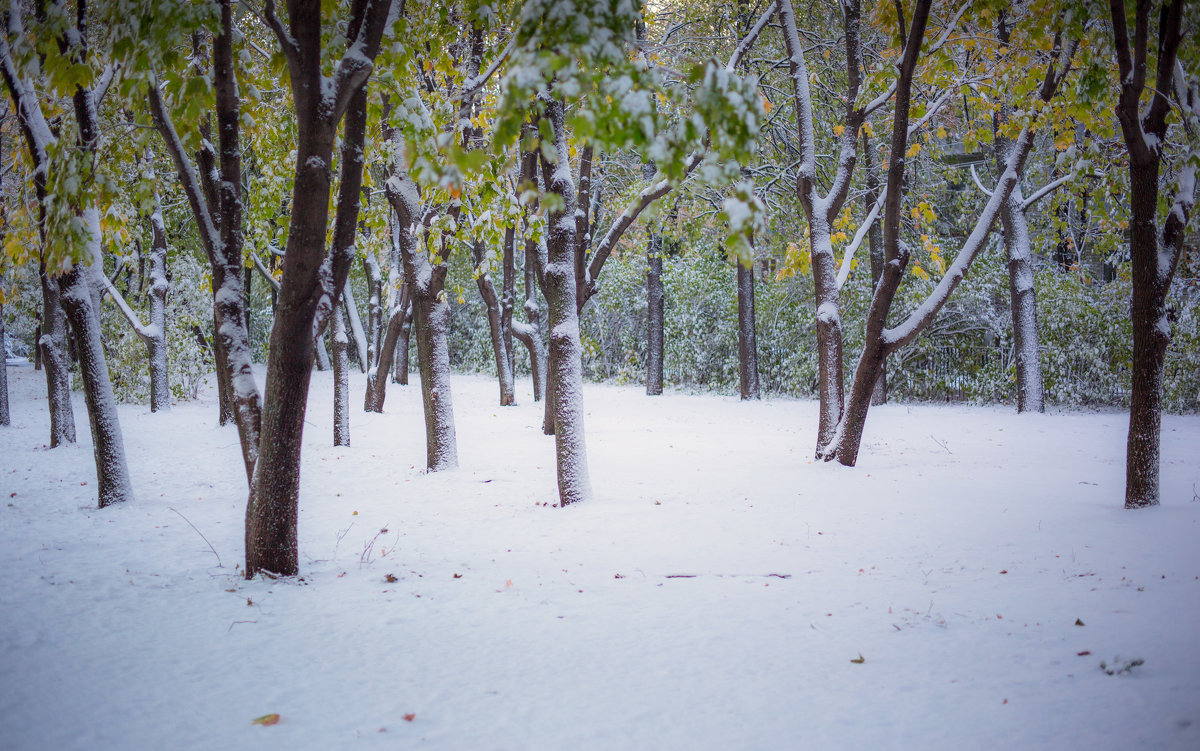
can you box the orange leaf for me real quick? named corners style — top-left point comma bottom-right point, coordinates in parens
top-left (403, 713), bottom-right (416, 722)
top-left (252, 713), bottom-right (280, 726)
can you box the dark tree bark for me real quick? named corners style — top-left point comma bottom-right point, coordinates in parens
top-left (736, 256), bottom-right (759, 400)
top-left (862, 130), bottom-right (887, 405)
top-left (395, 301), bottom-right (412, 385)
top-left (245, 0), bottom-right (391, 577)
top-left (513, 201), bottom-right (546, 402)
top-left (1108, 0), bottom-right (1192, 508)
top-left (364, 249), bottom-right (383, 370)
top-left (1, 26), bottom-right (77, 444)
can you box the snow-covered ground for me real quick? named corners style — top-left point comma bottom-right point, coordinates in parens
top-left (1, 361), bottom-right (1198, 750)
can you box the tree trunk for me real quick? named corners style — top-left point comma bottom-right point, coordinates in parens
top-left (385, 170), bottom-right (458, 471)
top-left (540, 98), bottom-right (592, 505)
top-left (332, 299), bottom-right (350, 446)
top-left (364, 251), bottom-right (383, 370)
top-left (1124, 159), bottom-right (1169, 508)
top-left (342, 283), bottom-right (369, 373)
top-left (412, 292), bottom-right (459, 469)
top-left (363, 289), bottom-right (409, 413)
top-left (395, 302), bottom-right (412, 385)
top-left (1108, 0), bottom-right (1189, 509)
top-left (211, 308), bottom-right (235, 425)
top-left (646, 231), bottom-right (665, 395)
top-left (60, 265), bottom-right (133, 507)
top-left (863, 130), bottom-right (887, 406)
top-left (473, 240), bottom-right (516, 406)
top-left (146, 188), bottom-right (171, 412)
top-left (38, 269), bottom-right (76, 446)
top-left (736, 257), bottom-right (759, 400)
top-left (246, 0), bottom-right (390, 577)
top-left (0, 301), bottom-right (9, 426)
top-left (993, 34), bottom-right (1044, 414)
top-left (1000, 185), bottom-right (1043, 413)
top-left (314, 333), bottom-right (331, 370)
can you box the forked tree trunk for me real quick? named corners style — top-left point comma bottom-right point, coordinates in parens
top-left (776, 0), bottom-right (865, 454)
top-left (385, 171), bottom-right (458, 471)
top-left (245, 0), bottom-right (390, 577)
top-left (60, 264), bottom-right (133, 507)
top-left (827, 6), bottom-right (1072, 466)
top-left (1108, 0), bottom-right (1191, 509)
top-left (540, 97), bottom-right (592, 506)
top-left (736, 257), bottom-right (759, 400)
top-left (363, 288), bottom-right (409, 412)
top-left (103, 180), bottom-right (172, 413)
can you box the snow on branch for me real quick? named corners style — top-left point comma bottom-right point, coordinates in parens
top-left (262, 0), bottom-right (300, 66)
top-left (860, 1), bottom-right (970, 118)
top-left (100, 275), bottom-right (153, 341)
top-left (835, 185), bottom-right (886, 291)
top-left (147, 75), bottom-right (222, 269)
top-left (330, 0), bottom-right (392, 122)
top-left (252, 252), bottom-right (281, 292)
top-left (459, 34), bottom-right (514, 101)
top-left (584, 156), bottom-right (698, 297)
top-left (725, 5), bottom-right (774, 72)
top-left (1021, 173), bottom-right (1071, 212)
top-left (0, 33), bottom-right (53, 176)
top-left (968, 164), bottom-right (993, 199)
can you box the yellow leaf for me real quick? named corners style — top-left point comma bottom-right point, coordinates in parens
top-left (905, 142), bottom-right (921, 158)
top-left (833, 124), bottom-right (845, 137)
top-left (252, 714), bottom-right (281, 726)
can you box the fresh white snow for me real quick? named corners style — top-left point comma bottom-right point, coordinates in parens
top-left (1, 363), bottom-right (1199, 749)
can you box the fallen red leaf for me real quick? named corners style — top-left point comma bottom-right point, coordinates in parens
top-left (1077, 650), bottom-right (1091, 656)
top-left (999, 570), bottom-right (1008, 574)
top-left (403, 713), bottom-right (416, 722)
